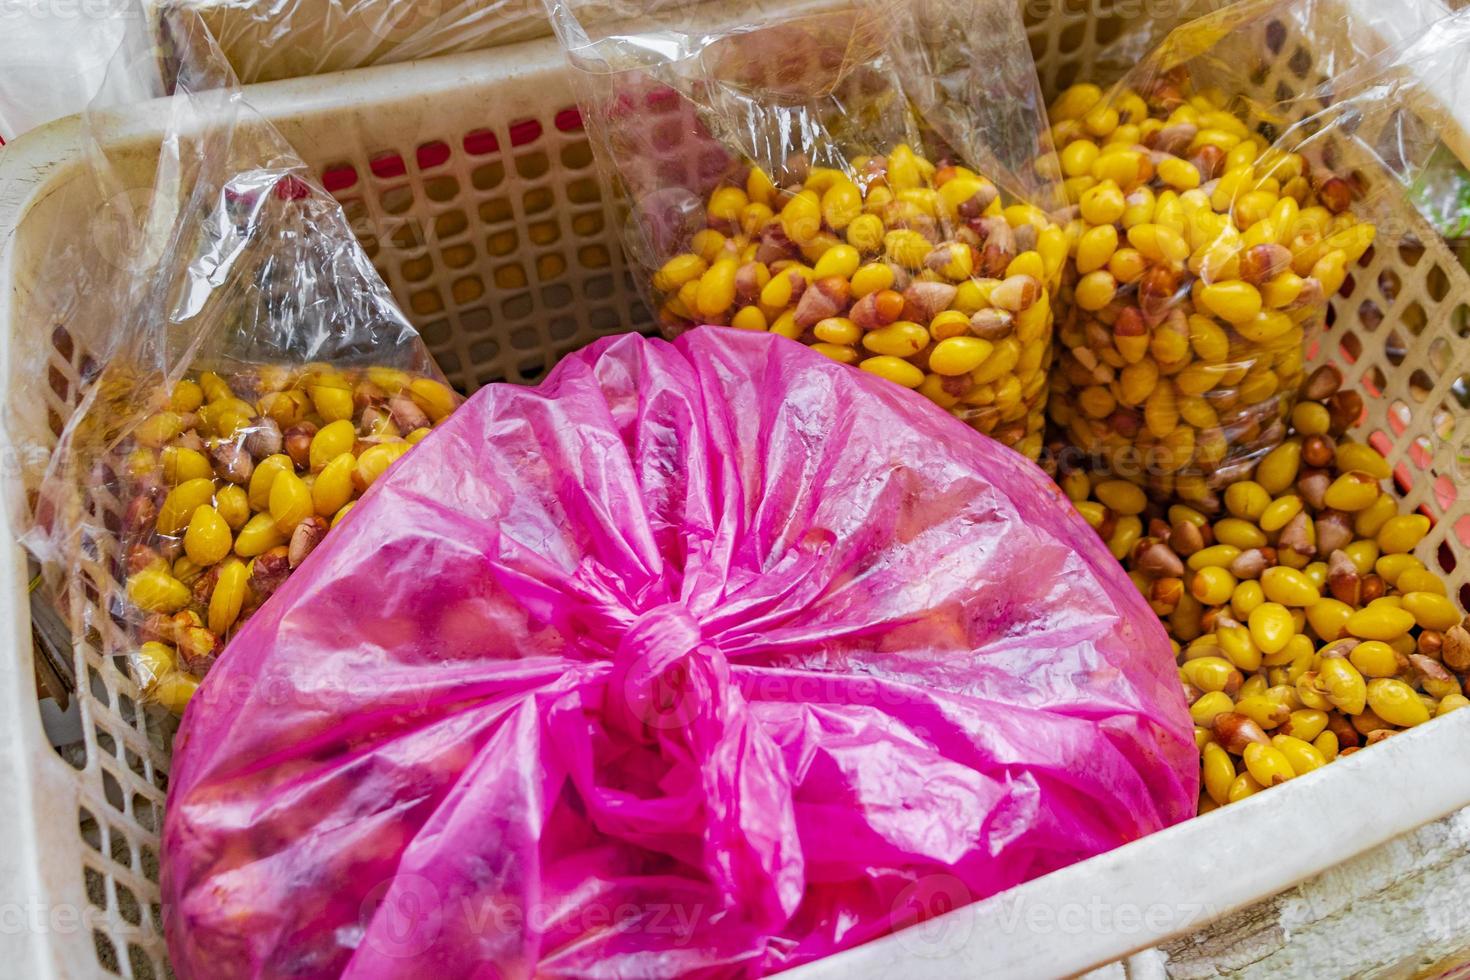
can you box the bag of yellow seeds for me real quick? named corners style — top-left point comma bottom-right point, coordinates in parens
top-left (1043, 0), bottom-right (1463, 499)
top-left (543, 0), bottom-right (1065, 458)
top-left (2, 12), bottom-right (459, 718)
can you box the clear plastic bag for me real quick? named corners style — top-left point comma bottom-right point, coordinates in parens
top-left (544, 0), bottom-right (1065, 459)
top-left (1042, 0), bottom-right (1466, 500)
top-left (161, 327), bottom-right (1197, 978)
top-left (152, 0), bottom-right (549, 84)
top-left (3, 12), bottom-right (458, 716)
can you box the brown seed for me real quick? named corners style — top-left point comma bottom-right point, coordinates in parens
top-left (1327, 390), bottom-right (1364, 436)
top-left (900, 281), bottom-right (958, 324)
top-left (138, 613), bottom-right (175, 645)
top-left (1326, 711), bottom-right (1360, 748)
top-left (1317, 176), bottom-right (1355, 214)
top-left (123, 495), bottom-right (158, 536)
top-left (1328, 550), bottom-right (1362, 606)
top-left (1360, 573), bottom-right (1386, 603)
top-left (968, 308), bottom-right (1014, 340)
top-left (1283, 276), bottom-right (1327, 312)
top-left (210, 441), bottom-right (255, 485)
top-left (176, 626), bottom-right (220, 676)
top-left (1418, 629), bottom-right (1444, 660)
top-left (1147, 518), bottom-right (1172, 543)
top-left (1278, 510), bottom-right (1316, 558)
top-left (1229, 548), bottom-right (1268, 580)
top-left (1114, 306), bottom-right (1147, 338)
top-left (1151, 577), bottom-right (1184, 608)
top-left (1170, 519), bottom-right (1204, 557)
top-left (288, 516), bottom-right (329, 569)
top-left (1151, 124), bottom-right (1199, 156)
top-left (1319, 638), bottom-right (1360, 659)
top-left (1136, 542), bottom-right (1185, 578)
top-left (1213, 712), bottom-right (1271, 754)
top-left (1190, 144), bottom-right (1225, 181)
top-left (1181, 680), bottom-right (1203, 704)
top-left (126, 544), bottom-right (163, 575)
top-left (249, 546), bottom-right (292, 602)
top-left (1296, 469), bottom-right (1331, 511)
top-left (1239, 244), bottom-right (1293, 285)
top-left (1303, 365), bottom-right (1343, 401)
top-left (1365, 728), bottom-right (1397, 746)
top-left (192, 565), bottom-right (220, 607)
top-left (1315, 511), bottom-right (1353, 556)
top-left (1411, 653), bottom-right (1453, 685)
top-left (1442, 624), bottom-right (1470, 673)
top-left (734, 262), bottom-right (766, 304)
top-left (284, 422), bottom-right (318, 470)
top-left (243, 417), bottom-right (284, 459)
top-left (1138, 267), bottom-right (1180, 324)
top-left (1301, 434), bottom-right (1336, 469)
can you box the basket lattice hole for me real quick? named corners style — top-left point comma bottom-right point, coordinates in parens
top-left (515, 152), bottom-right (550, 181)
top-left (408, 289), bottom-right (441, 315)
top-left (468, 339), bottom-right (500, 363)
top-left (502, 294), bottom-right (534, 320)
top-left (567, 177), bottom-right (601, 206)
top-left (1383, 329), bottom-right (1407, 367)
top-left (107, 823), bottom-right (130, 865)
top-left (421, 320), bottom-right (451, 346)
top-left (436, 209), bottom-right (468, 240)
top-left (127, 944), bottom-right (158, 980)
top-left (1379, 269), bottom-right (1402, 301)
top-left (528, 221), bottom-right (559, 246)
top-left (1337, 272), bottom-right (1356, 300)
top-left (579, 245), bottom-right (612, 270)
top-left (472, 161), bottom-right (505, 192)
top-left (1365, 365), bottom-right (1388, 398)
top-left (511, 328), bottom-right (540, 351)
top-left (1408, 369), bottom-right (1434, 403)
top-left (1410, 435), bottom-right (1434, 471)
top-left (442, 245), bottom-right (475, 272)
top-left (401, 256), bottom-right (433, 283)
top-left (462, 308), bottom-right (492, 336)
top-left (524, 187), bottom-right (555, 215)
top-left (79, 807), bottom-right (102, 851)
top-left (88, 667), bottom-right (110, 707)
top-left (518, 358), bottom-right (547, 383)
top-left (549, 316), bottom-right (578, 342)
top-left (438, 351), bottom-right (463, 377)
top-left (537, 254), bottom-right (567, 281)
top-left (489, 228), bottom-right (520, 256)
top-left (1357, 299), bottom-right (1383, 333)
top-left (132, 794), bottom-right (158, 833)
top-left (115, 882), bottom-right (141, 926)
top-left (101, 770), bottom-right (126, 816)
top-left (150, 902), bottom-right (163, 931)
top-left (1387, 399), bottom-right (1412, 437)
top-left (592, 307), bottom-right (623, 332)
top-left (381, 186), bottom-right (414, 215)
top-left (587, 274), bottom-right (616, 300)
top-left (1339, 331), bottom-right (1363, 363)
top-left (1286, 46), bottom-right (1312, 78)
top-left (494, 264), bottom-right (528, 290)
top-left (1426, 263), bottom-right (1452, 302)
top-left (48, 363), bottom-right (70, 401)
top-left (84, 866), bottom-right (106, 909)
top-left (1434, 474), bottom-right (1458, 514)
top-left (573, 211), bottom-right (605, 236)
top-left (452, 276), bottom-right (485, 304)
top-left (544, 284), bottom-right (574, 310)
top-left (425, 176), bottom-right (459, 203)
top-left (95, 727), bottom-right (117, 760)
top-left (93, 930), bottom-right (119, 975)
top-left (561, 142), bottom-right (594, 170)
top-left (140, 843), bottom-right (160, 884)
top-left (1402, 301), bottom-right (1428, 337)
top-left (117, 692), bottom-right (136, 727)
top-left (1430, 337), bottom-right (1453, 375)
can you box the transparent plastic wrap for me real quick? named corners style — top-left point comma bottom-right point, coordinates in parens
top-left (545, 0), bottom-right (1065, 459)
top-left (3, 12), bottom-right (460, 716)
top-left (151, 0), bottom-right (551, 84)
top-left (161, 328), bottom-right (1197, 978)
top-left (1040, 0), bottom-right (1469, 499)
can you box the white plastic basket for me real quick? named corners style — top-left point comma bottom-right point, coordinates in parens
top-left (3, 9), bottom-right (1470, 979)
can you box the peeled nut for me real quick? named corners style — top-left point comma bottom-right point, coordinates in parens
top-left (288, 516), bottom-right (328, 569)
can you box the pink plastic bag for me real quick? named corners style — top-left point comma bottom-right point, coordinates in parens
top-left (162, 328), bottom-right (1196, 977)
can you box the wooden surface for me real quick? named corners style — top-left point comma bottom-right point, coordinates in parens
top-left (1081, 807), bottom-right (1470, 979)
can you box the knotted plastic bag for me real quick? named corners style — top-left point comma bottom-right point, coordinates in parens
top-left (162, 328), bottom-right (1195, 977)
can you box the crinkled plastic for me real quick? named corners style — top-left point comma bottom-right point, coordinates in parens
top-left (152, 0), bottom-right (551, 84)
top-left (544, 0), bottom-right (1065, 460)
top-left (162, 328), bottom-right (1196, 978)
top-left (1045, 0), bottom-right (1463, 497)
top-left (2, 11), bottom-right (451, 714)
